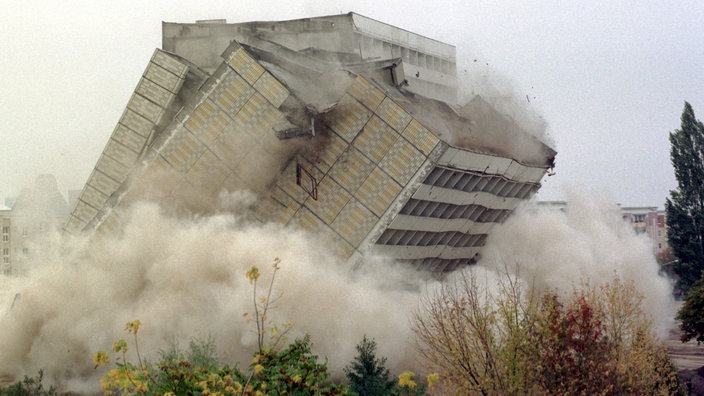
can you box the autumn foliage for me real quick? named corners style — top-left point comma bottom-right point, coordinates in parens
top-left (412, 269), bottom-right (683, 395)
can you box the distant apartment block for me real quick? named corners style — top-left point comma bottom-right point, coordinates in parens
top-left (0, 175), bottom-right (71, 275)
top-left (537, 201), bottom-right (670, 257)
top-left (620, 206), bottom-right (669, 257)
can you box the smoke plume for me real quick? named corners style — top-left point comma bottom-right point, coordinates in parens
top-left (0, 189), bottom-right (675, 392)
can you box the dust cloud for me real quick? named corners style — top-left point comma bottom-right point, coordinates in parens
top-left (0, 190), bottom-right (674, 392)
top-left (0, 193), bottom-right (674, 392)
top-left (480, 190), bottom-right (676, 336)
top-left (0, 195), bottom-right (427, 392)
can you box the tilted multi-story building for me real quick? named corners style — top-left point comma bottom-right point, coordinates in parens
top-left (64, 13), bottom-right (555, 272)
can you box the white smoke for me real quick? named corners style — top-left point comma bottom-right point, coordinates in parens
top-left (479, 190), bottom-right (676, 336)
top-left (0, 196), bottom-right (427, 392)
top-left (0, 189), bottom-right (675, 392)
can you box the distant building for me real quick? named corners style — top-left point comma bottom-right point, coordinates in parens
top-left (1, 175), bottom-right (70, 275)
top-left (536, 201), bottom-right (670, 257)
top-left (620, 206), bottom-right (669, 257)
top-left (64, 13), bottom-right (555, 272)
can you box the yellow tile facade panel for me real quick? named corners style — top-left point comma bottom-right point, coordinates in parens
top-left (210, 71), bottom-right (255, 116)
top-left (353, 116), bottom-right (399, 163)
top-left (328, 147), bottom-right (375, 193)
top-left (376, 97), bottom-right (413, 132)
top-left (185, 99), bottom-right (231, 146)
top-left (220, 172), bottom-right (253, 195)
top-left (321, 229), bottom-right (356, 259)
top-left (401, 119), bottom-right (439, 155)
top-left (210, 125), bottom-right (257, 171)
top-left (186, 149), bottom-right (231, 192)
top-left (323, 94), bottom-right (372, 142)
top-left (348, 76), bottom-right (385, 110)
top-left (356, 167), bottom-right (403, 217)
top-left (253, 187), bottom-right (299, 224)
top-left (253, 72), bottom-right (289, 108)
top-left (305, 176), bottom-right (351, 224)
top-left (161, 128), bottom-right (206, 172)
top-left (290, 207), bottom-right (326, 235)
top-left (276, 160), bottom-right (317, 205)
top-left (379, 137), bottom-right (427, 185)
top-left (232, 93), bottom-right (278, 136)
top-left (331, 198), bottom-right (379, 247)
top-left (312, 130), bottom-right (348, 174)
top-left (228, 48), bottom-right (265, 85)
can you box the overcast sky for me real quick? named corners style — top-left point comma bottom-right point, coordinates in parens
top-left (1, 0), bottom-right (702, 208)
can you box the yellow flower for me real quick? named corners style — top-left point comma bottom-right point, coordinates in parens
top-left (92, 350), bottom-right (110, 368)
top-left (427, 372), bottom-right (440, 390)
top-left (398, 371), bottom-right (417, 389)
top-left (254, 364), bottom-right (264, 374)
top-left (292, 374), bottom-right (302, 383)
top-left (124, 319), bottom-right (141, 335)
top-left (246, 267), bottom-right (260, 284)
top-left (113, 339), bottom-right (128, 353)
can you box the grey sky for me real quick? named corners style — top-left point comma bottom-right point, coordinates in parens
top-left (1, 0), bottom-right (702, 208)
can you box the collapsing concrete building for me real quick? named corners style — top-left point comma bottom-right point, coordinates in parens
top-left (64, 13), bottom-right (555, 272)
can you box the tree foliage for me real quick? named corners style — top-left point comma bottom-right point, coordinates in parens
top-left (412, 269), bottom-right (683, 395)
top-left (666, 101), bottom-right (704, 292)
top-left (676, 275), bottom-right (704, 344)
top-left (345, 336), bottom-right (396, 396)
top-left (345, 335), bottom-right (396, 396)
top-left (93, 259), bottom-right (349, 395)
top-left (0, 370), bottom-right (57, 396)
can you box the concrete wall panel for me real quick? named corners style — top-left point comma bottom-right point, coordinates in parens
top-left (152, 50), bottom-right (189, 78)
top-left (121, 109), bottom-right (154, 138)
top-left (112, 124), bottom-right (149, 153)
top-left (144, 62), bottom-right (184, 93)
top-left (104, 138), bottom-right (139, 167)
top-left (127, 93), bottom-right (165, 124)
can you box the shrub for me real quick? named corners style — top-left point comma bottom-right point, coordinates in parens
top-left (93, 259), bottom-right (350, 395)
top-left (413, 269), bottom-right (684, 395)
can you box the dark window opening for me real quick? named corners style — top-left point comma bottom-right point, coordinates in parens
top-left (296, 163), bottom-right (318, 200)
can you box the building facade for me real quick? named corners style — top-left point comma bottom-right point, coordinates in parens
top-left (538, 201), bottom-right (670, 257)
top-left (620, 206), bottom-right (669, 257)
top-left (64, 13), bottom-right (555, 272)
top-left (1, 175), bottom-right (70, 275)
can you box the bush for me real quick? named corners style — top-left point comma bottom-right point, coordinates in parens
top-left (345, 336), bottom-right (396, 396)
top-left (412, 269), bottom-right (684, 395)
top-left (0, 371), bottom-right (56, 396)
top-left (93, 259), bottom-right (351, 395)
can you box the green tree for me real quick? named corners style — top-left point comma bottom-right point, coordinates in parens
top-left (345, 336), bottom-right (396, 396)
top-left (666, 102), bottom-right (704, 292)
top-left (676, 276), bottom-right (704, 344)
